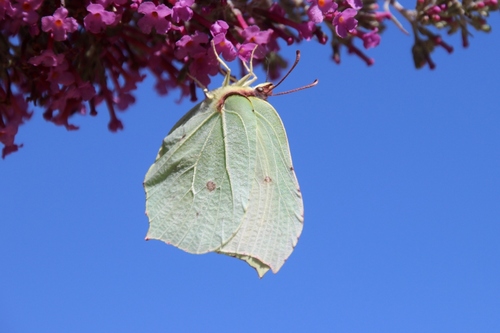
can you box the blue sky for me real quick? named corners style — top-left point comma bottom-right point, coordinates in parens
top-left (2, 14), bottom-right (500, 333)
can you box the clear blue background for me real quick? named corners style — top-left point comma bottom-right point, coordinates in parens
top-left (2, 14), bottom-right (500, 333)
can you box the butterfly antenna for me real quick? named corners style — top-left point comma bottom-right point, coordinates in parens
top-left (272, 50), bottom-right (301, 90)
top-left (272, 79), bottom-right (318, 96)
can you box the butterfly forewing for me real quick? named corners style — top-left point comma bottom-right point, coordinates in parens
top-left (144, 93), bottom-right (257, 254)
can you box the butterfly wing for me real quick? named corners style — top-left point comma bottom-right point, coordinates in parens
top-left (217, 97), bottom-right (304, 277)
top-left (144, 94), bottom-right (257, 254)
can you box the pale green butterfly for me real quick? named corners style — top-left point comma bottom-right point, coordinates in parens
top-left (144, 47), bottom-right (317, 277)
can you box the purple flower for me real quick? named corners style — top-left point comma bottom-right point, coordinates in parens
top-left (297, 21), bottom-right (316, 40)
top-left (111, 0), bottom-right (128, 5)
top-left (333, 9), bottom-right (358, 38)
top-left (28, 50), bottom-right (65, 67)
top-left (0, 93), bottom-right (31, 158)
top-left (14, 0), bottom-right (42, 25)
top-left (361, 29), bottom-right (381, 49)
top-left (114, 92), bottom-right (136, 111)
top-left (130, 0), bottom-right (142, 10)
top-left (84, 4), bottom-right (116, 34)
top-left (48, 62), bottom-right (75, 92)
top-left (238, 26), bottom-right (272, 61)
top-left (0, 1), bottom-right (14, 20)
top-left (210, 20), bottom-right (229, 37)
top-left (210, 20), bottom-right (237, 61)
top-left (93, 0), bottom-right (110, 6)
top-left (154, 77), bottom-right (176, 95)
top-left (189, 52), bottom-right (219, 87)
top-left (108, 117), bottom-right (124, 132)
top-left (73, 82), bottom-right (96, 101)
top-left (92, 0), bottom-right (127, 6)
top-left (175, 31), bottom-right (209, 59)
top-left (241, 26), bottom-right (273, 45)
top-left (137, 2), bottom-right (172, 34)
top-left (120, 70), bottom-right (146, 93)
top-left (217, 40), bottom-right (237, 62)
top-left (41, 7), bottom-right (79, 41)
top-left (347, 0), bottom-right (363, 10)
top-left (307, 0), bottom-right (338, 23)
top-left (172, 0), bottom-right (194, 23)
top-left (237, 43), bottom-right (266, 62)
top-left (268, 3), bottom-right (316, 42)
top-left (42, 91), bottom-right (81, 130)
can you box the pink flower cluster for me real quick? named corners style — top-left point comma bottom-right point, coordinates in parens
top-left (0, 1), bottom-right (384, 158)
